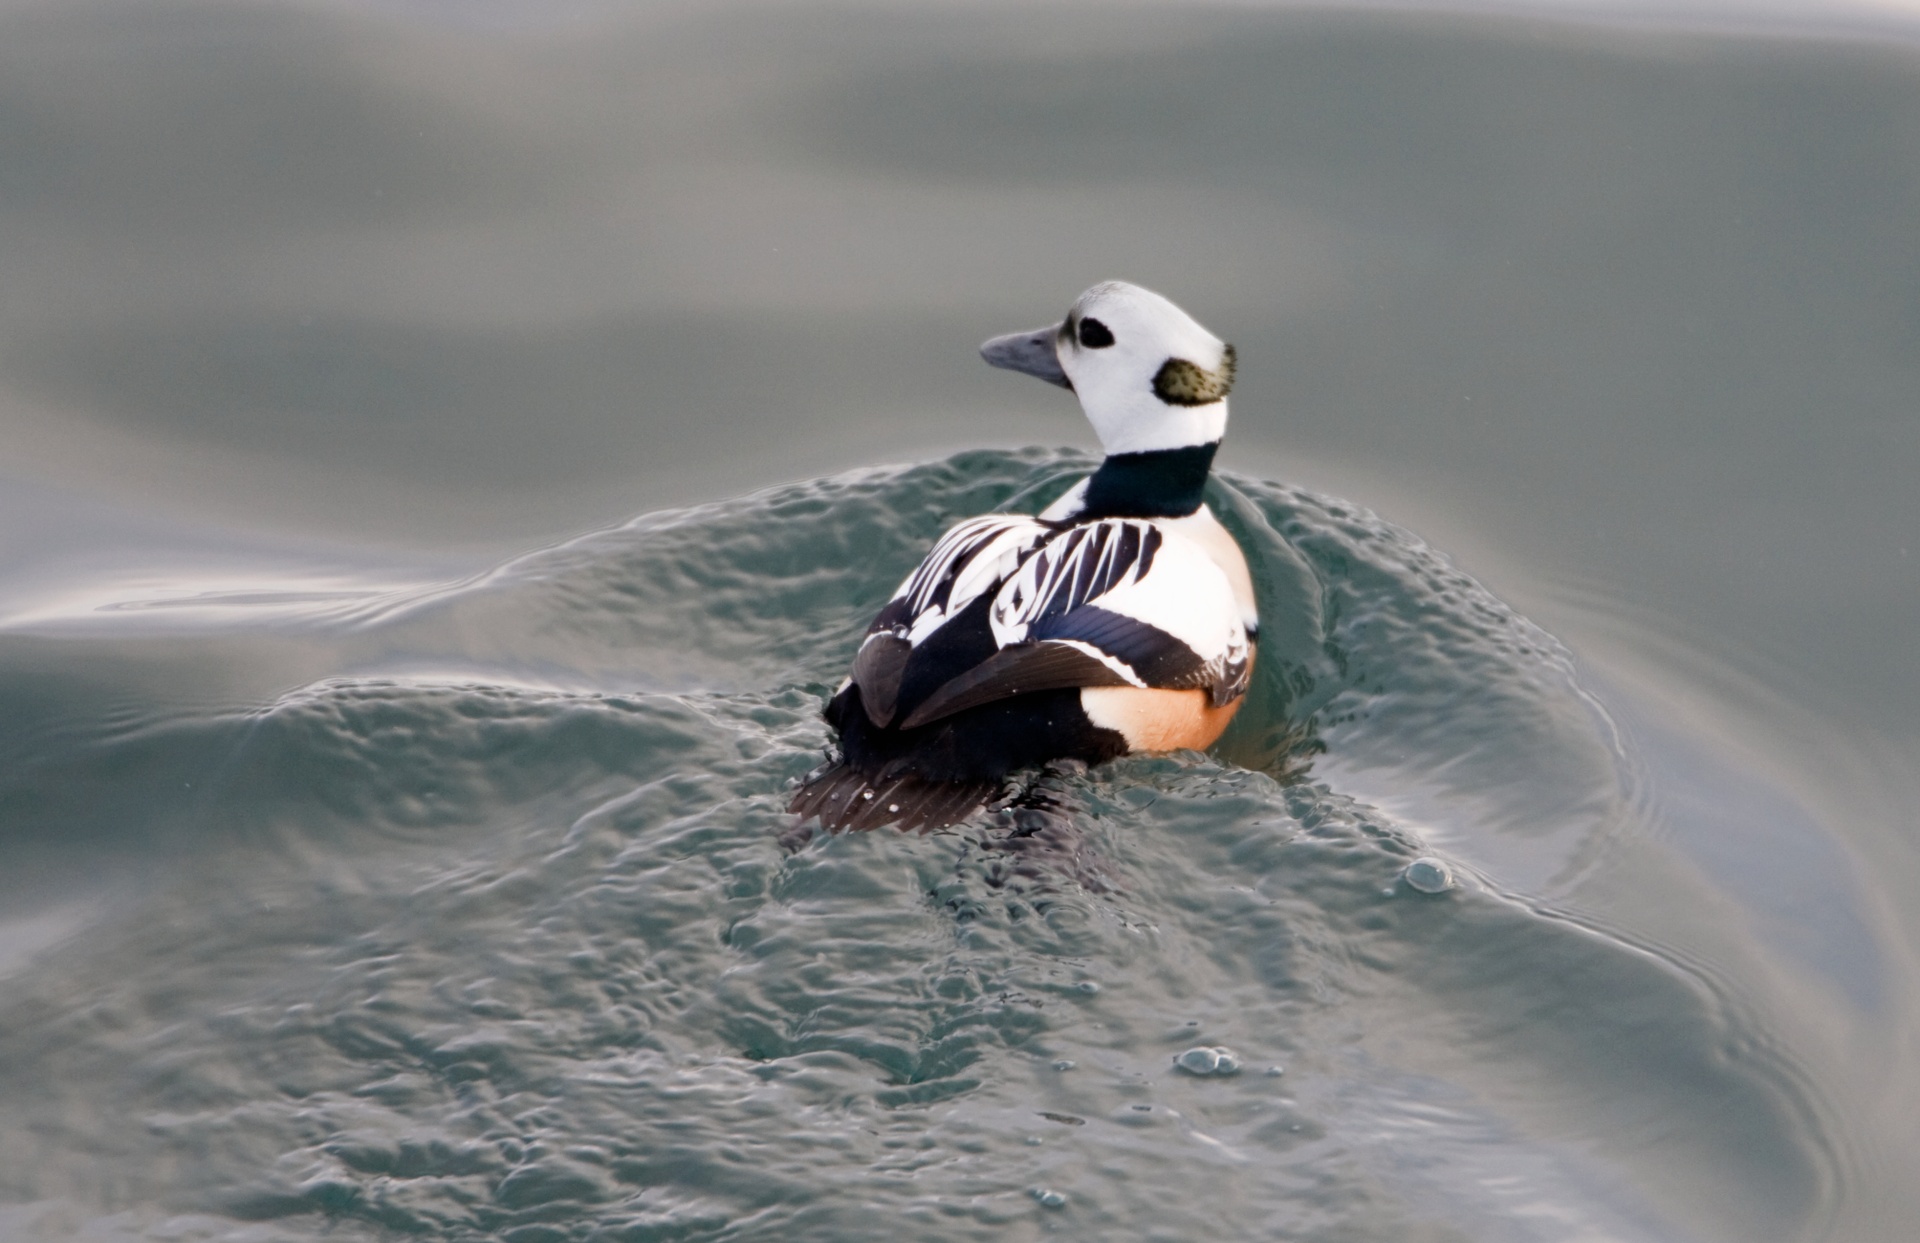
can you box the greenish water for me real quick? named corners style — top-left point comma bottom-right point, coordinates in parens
top-left (3, 2), bottom-right (1919, 1240)
top-left (0, 453), bottom-right (1813, 1241)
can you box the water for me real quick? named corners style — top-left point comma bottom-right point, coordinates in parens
top-left (2, 3), bottom-right (1918, 1241)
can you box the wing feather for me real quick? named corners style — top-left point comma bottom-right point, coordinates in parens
top-left (848, 513), bottom-right (1252, 735)
top-left (897, 640), bottom-right (1139, 729)
top-left (1029, 607), bottom-right (1206, 686)
top-left (849, 633), bottom-right (911, 726)
top-left (874, 516), bottom-right (1049, 648)
top-left (991, 520), bottom-right (1250, 705)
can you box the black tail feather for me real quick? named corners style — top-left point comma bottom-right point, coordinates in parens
top-left (789, 762), bottom-right (996, 834)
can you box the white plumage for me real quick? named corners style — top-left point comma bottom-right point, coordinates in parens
top-left (793, 280), bottom-right (1257, 833)
top-left (891, 513), bottom-right (1253, 702)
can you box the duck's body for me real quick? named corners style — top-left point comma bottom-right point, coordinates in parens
top-left (791, 282), bottom-right (1256, 832)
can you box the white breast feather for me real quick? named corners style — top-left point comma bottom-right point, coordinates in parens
top-left (1157, 507), bottom-right (1259, 632)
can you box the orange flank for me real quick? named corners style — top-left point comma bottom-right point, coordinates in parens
top-left (1079, 652), bottom-right (1253, 753)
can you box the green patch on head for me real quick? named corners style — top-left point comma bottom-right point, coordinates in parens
top-left (1152, 345), bottom-right (1235, 406)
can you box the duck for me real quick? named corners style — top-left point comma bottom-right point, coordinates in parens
top-left (789, 281), bottom-right (1257, 832)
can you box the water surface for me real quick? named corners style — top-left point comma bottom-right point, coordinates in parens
top-left (1, 3), bottom-right (1917, 1240)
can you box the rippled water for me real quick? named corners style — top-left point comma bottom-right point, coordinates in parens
top-left (0, 451), bottom-right (1861, 1240)
top-left (4, 1), bottom-right (1920, 1240)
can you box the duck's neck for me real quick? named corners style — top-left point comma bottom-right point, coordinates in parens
top-left (1075, 442), bottom-right (1218, 520)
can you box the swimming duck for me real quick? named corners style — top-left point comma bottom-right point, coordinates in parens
top-left (790, 281), bottom-right (1256, 832)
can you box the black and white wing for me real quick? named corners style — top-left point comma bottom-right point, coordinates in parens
top-left (804, 513), bottom-right (1251, 833)
top-left (844, 515), bottom-right (1049, 727)
top-left (896, 520), bottom-right (1251, 729)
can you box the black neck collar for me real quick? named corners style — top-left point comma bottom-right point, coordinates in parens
top-left (1073, 442), bottom-right (1218, 520)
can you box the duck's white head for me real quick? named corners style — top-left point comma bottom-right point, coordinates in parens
top-left (980, 281), bottom-right (1234, 456)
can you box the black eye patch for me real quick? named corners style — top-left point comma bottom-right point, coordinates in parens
top-left (1076, 316), bottom-right (1115, 349)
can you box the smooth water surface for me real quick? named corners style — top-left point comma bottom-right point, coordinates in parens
top-left (1, 3), bottom-right (1917, 1241)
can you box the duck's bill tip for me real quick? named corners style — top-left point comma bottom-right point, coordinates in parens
top-left (980, 325), bottom-right (1072, 390)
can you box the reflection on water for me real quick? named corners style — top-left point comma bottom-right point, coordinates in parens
top-left (1, 2), bottom-right (1917, 1240)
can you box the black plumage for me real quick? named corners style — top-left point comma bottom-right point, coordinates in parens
top-left (789, 281), bottom-right (1254, 835)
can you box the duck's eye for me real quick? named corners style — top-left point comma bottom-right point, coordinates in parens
top-left (1077, 316), bottom-right (1115, 349)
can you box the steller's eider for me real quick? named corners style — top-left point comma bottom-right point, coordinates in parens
top-left (791, 281), bottom-right (1257, 832)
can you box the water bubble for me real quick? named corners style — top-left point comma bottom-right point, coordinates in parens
top-left (1265, 1065), bottom-right (1286, 1077)
top-left (1031, 1188), bottom-right (1067, 1209)
top-left (1403, 856), bottom-right (1455, 893)
top-left (1174, 1046), bottom-right (1241, 1076)
top-left (1074, 980), bottom-right (1101, 995)
top-left (1051, 1059), bottom-right (1076, 1071)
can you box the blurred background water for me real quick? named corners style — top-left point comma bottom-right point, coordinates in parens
top-left (1, 1), bottom-right (1917, 1240)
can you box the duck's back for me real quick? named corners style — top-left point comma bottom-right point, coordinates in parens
top-left (791, 279), bottom-right (1252, 833)
top-left (790, 500), bottom-right (1253, 832)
